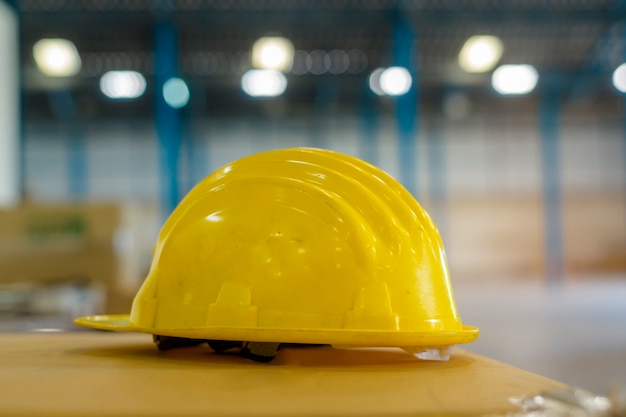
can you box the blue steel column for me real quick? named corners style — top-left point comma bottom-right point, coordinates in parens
top-left (49, 90), bottom-right (87, 198)
top-left (623, 24), bottom-right (626, 229)
top-left (310, 76), bottom-right (339, 149)
top-left (154, 18), bottom-right (182, 216)
top-left (539, 83), bottom-right (563, 284)
top-left (358, 83), bottom-right (379, 165)
top-left (427, 109), bottom-right (447, 238)
top-left (183, 80), bottom-right (209, 193)
top-left (427, 107), bottom-right (446, 203)
top-left (393, 15), bottom-right (419, 196)
top-left (623, 93), bottom-right (626, 221)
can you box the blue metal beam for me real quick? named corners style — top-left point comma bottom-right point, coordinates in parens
top-left (623, 21), bottom-right (626, 236)
top-left (183, 79), bottom-right (209, 192)
top-left (154, 17), bottom-right (182, 217)
top-left (427, 111), bottom-right (445, 203)
top-left (426, 107), bottom-right (446, 236)
top-left (49, 90), bottom-right (87, 198)
top-left (393, 13), bottom-right (419, 196)
top-left (310, 76), bottom-right (339, 150)
top-left (20, 5), bottom-right (626, 26)
top-left (623, 94), bottom-right (626, 214)
top-left (539, 82), bottom-right (564, 284)
top-left (358, 83), bottom-right (379, 166)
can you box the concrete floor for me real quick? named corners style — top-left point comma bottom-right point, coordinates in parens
top-left (455, 278), bottom-right (626, 394)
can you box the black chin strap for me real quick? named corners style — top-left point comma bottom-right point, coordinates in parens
top-left (153, 335), bottom-right (282, 362)
top-left (153, 335), bottom-right (205, 350)
top-left (240, 342), bottom-right (281, 362)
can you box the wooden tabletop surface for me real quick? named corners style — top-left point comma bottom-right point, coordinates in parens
top-left (0, 332), bottom-right (567, 417)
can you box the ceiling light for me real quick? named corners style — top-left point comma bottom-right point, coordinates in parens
top-left (368, 68), bottom-right (386, 96)
top-left (33, 38), bottom-right (81, 77)
top-left (458, 35), bottom-right (503, 73)
top-left (99, 71), bottom-right (146, 99)
top-left (379, 66), bottom-right (412, 96)
top-left (612, 63), bottom-right (626, 93)
top-left (491, 65), bottom-right (539, 95)
top-left (163, 77), bottom-right (190, 108)
top-left (328, 49), bottom-right (350, 75)
top-left (251, 36), bottom-right (294, 72)
top-left (306, 50), bottom-right (330, 75)
top-left (241, 69), bottom-right (287, 98)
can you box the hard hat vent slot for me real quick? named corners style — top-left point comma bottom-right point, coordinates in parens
top-left (206, 282), bottom-right (259, 327)
top-left (345, 282), bottom-right (399, 330)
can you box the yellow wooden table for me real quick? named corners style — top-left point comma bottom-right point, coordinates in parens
top-left (0, 332), bottom-right (566, 417)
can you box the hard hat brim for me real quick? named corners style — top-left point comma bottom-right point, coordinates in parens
top-left (75, 314), bottom-right (479, 347)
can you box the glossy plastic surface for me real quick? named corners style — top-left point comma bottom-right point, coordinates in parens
top-left (76, 148), bottom-right (478, 349)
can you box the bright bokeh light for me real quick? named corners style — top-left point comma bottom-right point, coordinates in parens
top-left (458, 35), bottom-right (503, 73)
top-left (368, 67), bottom-right (386, 96)
top-left (99, 71), bottom-right (146, 99)
top-left (32, 38), bottom-right (81, 77)
top-left (379, 66), bottom-right (412, 96)
top-left (612, 63), bottom-right (626, 93)
top-left (241, 69), bottom-right (287, 98)
top-left (252, 37), bottom-right (294, 72)
top-left (163, 77), bottom-right (190, 108)
top-left (491, 65), bottom-right (539, 95)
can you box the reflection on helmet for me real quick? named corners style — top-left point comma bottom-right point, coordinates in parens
top-left (75, 148), bottom-right (478, 362)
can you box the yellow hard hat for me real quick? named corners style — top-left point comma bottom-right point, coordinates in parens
top-left (75, 148), bottom-right (478, 361)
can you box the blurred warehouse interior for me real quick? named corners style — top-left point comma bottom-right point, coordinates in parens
top-left (0, 0), bottom-right (625, 393)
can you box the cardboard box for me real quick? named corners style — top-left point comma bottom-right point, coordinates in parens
top-left (0, 202), bottom-right (158, 313)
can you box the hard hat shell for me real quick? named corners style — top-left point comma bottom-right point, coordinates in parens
top-left (76, 148), bottom-right (477, 351)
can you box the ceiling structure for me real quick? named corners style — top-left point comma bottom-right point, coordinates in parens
top-left (14, 0), bottom-right (626, 119)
